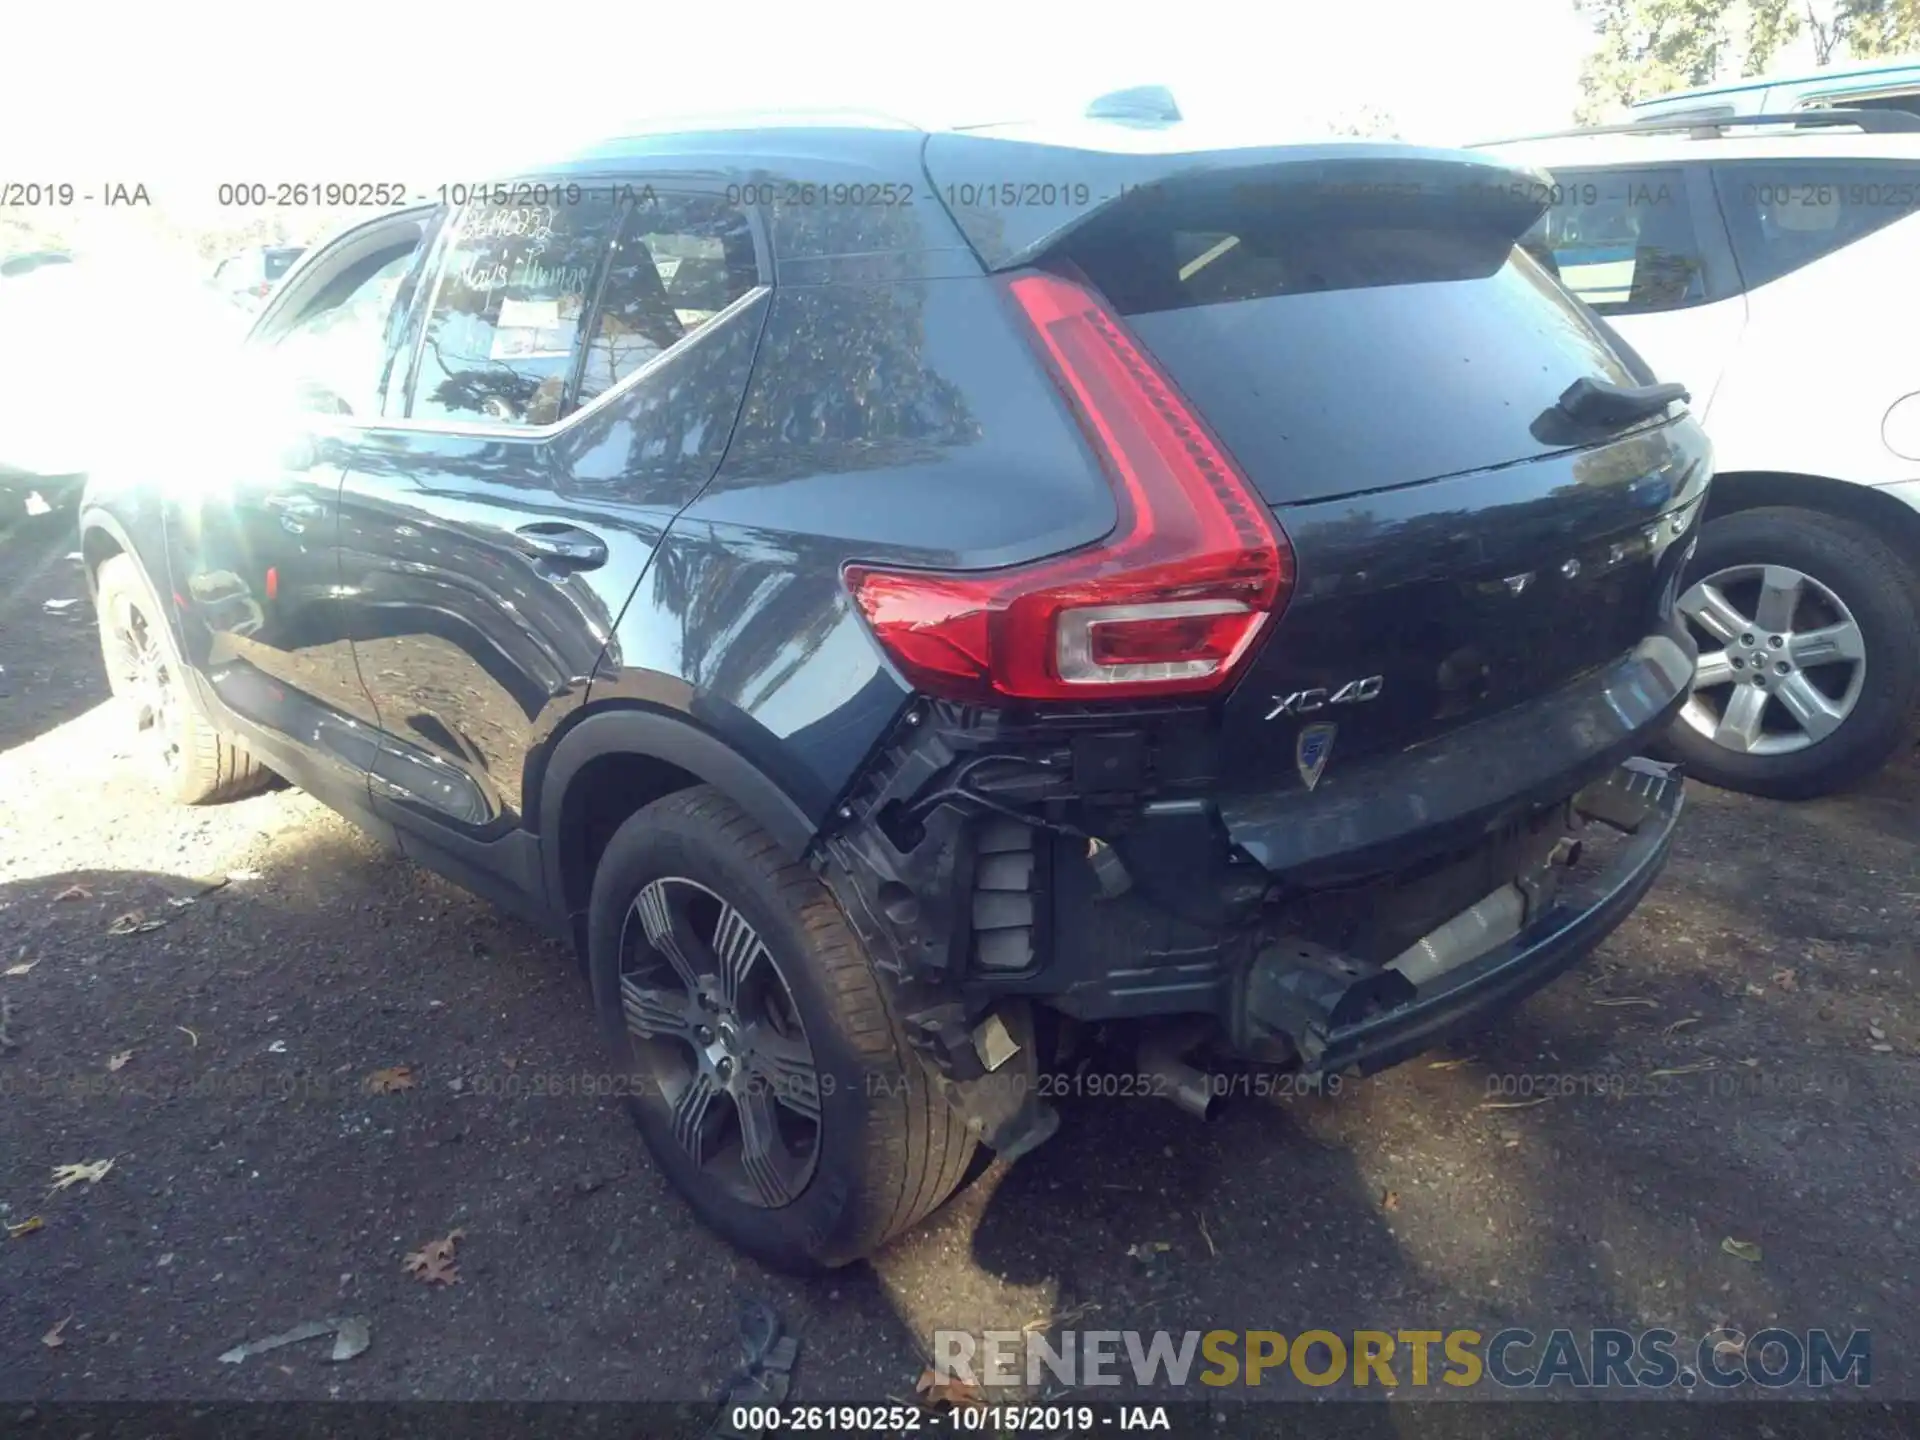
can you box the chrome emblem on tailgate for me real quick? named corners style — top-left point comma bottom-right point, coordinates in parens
top-left (1265, 675), bottom-right (1383, 721)
top-left (1296, 723), bottom-right (1338, 791)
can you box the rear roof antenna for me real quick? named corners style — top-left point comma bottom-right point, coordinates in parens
top-left (1086, 84), bottom-right (1183, 126)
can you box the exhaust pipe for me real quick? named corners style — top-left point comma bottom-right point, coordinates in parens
top-left (1139, 1034), bottom-right (1217, 1120)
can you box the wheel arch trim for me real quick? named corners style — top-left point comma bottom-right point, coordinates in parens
top-left (533, 703), bottom-right (819, 915)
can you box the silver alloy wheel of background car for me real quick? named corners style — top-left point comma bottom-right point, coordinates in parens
top-left (1677, 563), bottom-right (1868, 757)
top-left (617, 876), bottom-right (822, 1209)
top-left (105, 590), bottom-right (183, 778)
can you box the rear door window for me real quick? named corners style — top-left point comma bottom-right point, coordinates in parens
top-left (408, 193), bottom-right (623, 428)
top-left (1519, 167), bottom-right (1708, 314)
top-left (1711, 160), bottom-right (1920, 289)
top-left (575, 194), bottom-right (758, 408)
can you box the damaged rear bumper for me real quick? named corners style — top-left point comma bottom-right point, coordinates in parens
top-left (1242, 758), bottom-right (1684, 1077)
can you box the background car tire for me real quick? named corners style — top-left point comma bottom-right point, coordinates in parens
top-left (587, 785), bottom-right (976, 1272)
top-left (95, 554), bottom-right (272, 806)
top-left (1662, 507), bottom-right (1920, 799)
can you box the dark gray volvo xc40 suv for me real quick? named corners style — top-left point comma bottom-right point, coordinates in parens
top-left (81, 114), bottom-right (1708, 1270)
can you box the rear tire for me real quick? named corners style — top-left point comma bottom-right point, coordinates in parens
top-left (95, 554), bottom-right (271, 805)
top-left (1663, 507), bottom-right (1920, 799)
top-left (586, 784), bottom-right (976, 1272)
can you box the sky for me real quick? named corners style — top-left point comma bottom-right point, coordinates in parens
top-left (5, 0), bottom-right (1599, 194)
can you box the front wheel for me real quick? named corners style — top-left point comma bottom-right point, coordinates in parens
top-left (586, 785), bottom-right (976, 1272)
top-left (95, 554), bottom-right (271, 805)
top-left (1665, 507), bottom-right (1920, 799)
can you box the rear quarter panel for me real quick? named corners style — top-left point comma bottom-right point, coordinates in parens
top-left (589, 150), bottom-right (1118, 823)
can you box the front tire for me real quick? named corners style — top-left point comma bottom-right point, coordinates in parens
top-left (95, 554), bottom-right (271, 805)
top-left (586, 785), bottom-right (976, 1272)
top-left (1665, 507), bottom-right (1920, 799)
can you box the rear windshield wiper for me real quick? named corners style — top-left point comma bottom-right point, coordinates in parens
top-left (1555, 376), bottom-right (1690, 429)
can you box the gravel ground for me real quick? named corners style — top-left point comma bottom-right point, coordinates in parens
top-left (2, 513), bottom-right (1916, 1410)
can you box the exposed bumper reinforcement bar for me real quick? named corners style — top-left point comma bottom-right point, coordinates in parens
top-left (1243, 757), bottom-right (1685, 1077)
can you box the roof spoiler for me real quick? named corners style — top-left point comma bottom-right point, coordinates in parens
top-left (920, 139), bottom-right (1557, 271)
top-left (1476, 107), bottom-right (1920, 146)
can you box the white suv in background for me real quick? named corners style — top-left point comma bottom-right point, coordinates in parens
top-left (1478, 110), bottom-right (1920, 799)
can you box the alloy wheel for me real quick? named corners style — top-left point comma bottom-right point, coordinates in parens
top-left (617, 876), bottom-right (822, 1209)
top-left (107, 594), bottom-right (183, 776)
top-left (1677, 563), bottom-right (1867, 757)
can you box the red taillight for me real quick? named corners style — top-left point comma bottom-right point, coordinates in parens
top-left (845, 271), bottom-right (1293, 704)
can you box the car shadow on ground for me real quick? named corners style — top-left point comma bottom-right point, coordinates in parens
top-left (0, 853), bottom-right (923, 1402)
top-left (0, 511), bottom-right (103, 753)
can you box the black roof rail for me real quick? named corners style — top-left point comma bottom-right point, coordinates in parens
top-left (1475, 107), bottom-right (1920, 146)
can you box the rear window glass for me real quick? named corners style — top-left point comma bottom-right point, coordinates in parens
top-left (1061, 188), bottom-right (1638, 504)
top-left (1711, 159), bottom-right (1920, 289)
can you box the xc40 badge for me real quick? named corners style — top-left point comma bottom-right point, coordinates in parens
top-left (1265, 674), bottom-right (1384, 721)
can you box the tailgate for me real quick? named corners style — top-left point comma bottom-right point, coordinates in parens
top-left (928, 135), bottom-right (1709, 789)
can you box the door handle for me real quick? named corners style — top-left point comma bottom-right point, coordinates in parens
top-left (510, 523), bottom-right (608, 571)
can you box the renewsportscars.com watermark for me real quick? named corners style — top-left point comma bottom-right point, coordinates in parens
top-left (933, 1327), bottom-right (1871, 1391)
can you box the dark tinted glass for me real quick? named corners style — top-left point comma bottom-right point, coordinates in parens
top-left (1712, 159), bottom-right (1920, 288)
top-left (410, 194), bottom-right (621, 428)
top-left (1519, 168), bottom-right (1707, 315)
top-left (1064, 194), bottom-right (1638, 505)
top-left (576, 194), bottom-right (757, 407)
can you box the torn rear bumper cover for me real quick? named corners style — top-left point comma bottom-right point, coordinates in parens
top-left (1242, 758), bottom-right (1685, 1077)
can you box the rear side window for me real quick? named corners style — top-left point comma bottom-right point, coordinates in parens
top-left (1518, 167), bottom-right (1708, 314)
top-left (575, 195), bottom-right (757, 408)
top-left (409, 194), bottom-right (624, 428)
top-left (1711, 160), bottom-right (1920, 289)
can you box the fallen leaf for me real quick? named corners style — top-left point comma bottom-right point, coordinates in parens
top-left (366, 1065), bottom-right (416, 1095)
top-left (2, 960), bottom-right (37, 977)
top-left (1871, 1044), bottom-right (1894, 1053)
top-left (7, 1216), bottom-right (45, 1239)
top-left (107, 1051), bottom-right (133, 1072)
top-left (1869, 1024), bottom-right (1887, 1042)
top-left (402, 1229), bottom-right (465, 1286)
top-left (177, 1025), bottom-right (199, 1048)
top-left (1770, 968), bottom-right (1798, 992)
top-left (42, 1316), bottom-right (72, 1348)
top-left (1381, 1189), bottom-right (1401, 1212)
top-left (53, 885), bottom-right (91, 902)
top-left (107, 910), bottom-right (168, 937)
top-left (915, 1367), bottom-right (984, 1411)
top-left (49, 1159), bottom-right (115, 1193)
top-left (1722, 1237), bottom-right (1763, 1264)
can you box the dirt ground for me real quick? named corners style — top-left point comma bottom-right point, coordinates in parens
top-left (2, 512), bottom-right (1917, 1412)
